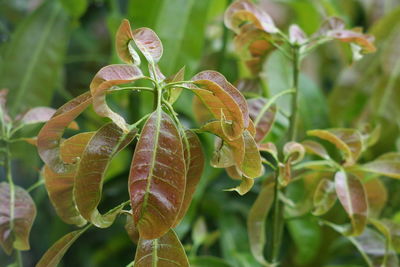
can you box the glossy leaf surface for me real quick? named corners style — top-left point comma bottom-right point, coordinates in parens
top-left (335, 171), bottom-right (368, 235)
top-left (134, 229), bottom-right (189, 267)
top-left (0, 183), bottom-right (36, 255)
top-left (129, 110), bottom-right (185, 239)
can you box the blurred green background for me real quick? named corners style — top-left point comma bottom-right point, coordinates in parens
top-left (1, 0), bottom-right (400, 266)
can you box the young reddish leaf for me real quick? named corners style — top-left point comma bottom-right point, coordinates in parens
top-left (125, 214), bottom-right (139, 244)
top-left (166, 67), bottom-right (185, 104)
top-left (43, 132), bottom-right (94, 227)
top-left (312, 178), bottom-right (337, 216)
top-left (248, 98), bottom-right (276, 143)
top-left (364, 178), bottom-right (387, 218)
top-left (247, 178), bottom-right (274, 266)
top-left (74, 123), bottom-right (137, 228)
top-left (37, 92), bottom-right (92, 173)
top-left (335, 171), bottom-right (368, 236)
top-left (289, 24), bottom-right (307, 45)
top-left (192, 95), bottom-right (214, 126)
top-left (211, 138), bottom-right (235, 168)
top-left (224, 0), bottom-right (278, 34)
top-left (36, 226), bottom-right (89, 267)
top-left (191, 78), bottom-right (244, 140)
top-left (134, 229), bottom-right (189, 267)
top-left (283, 141), bottom-right (305, 164)
top-left (361, 159), bottom-right (400, 179)
top-left (149, 64), bottom-right (166, 82)
top-left (0, 183), bottom-right (36, 254)
top-left (193, 71), bottom-right (249, 129)
top-left (316, 17), bottom-right (345, 36)
top-left (90, 64), bottom-right (144, 132)
top-left (258, 142), bottom-right (278, 161)
top-left (132, 27), bottom-right (163, 64)
top-left (173, 130), bottom-right (205, 226)
top-left (302, 140), bottom-right (330, 160)
top-left (115, 19), bottom-right (140, 64)
top-left (129, 110), bottom-right (185, 239)
top-left (307, 129), bottom-right (363, 166)
top-left (18, 107), bottom-right (56, 125)
top-left (225, 176), bottom-right (254, 195)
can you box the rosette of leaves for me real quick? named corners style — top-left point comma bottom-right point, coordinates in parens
top-left (34, 19), bottom-right (259, 266)
top-left (224, 0), bottom-right (376, 77)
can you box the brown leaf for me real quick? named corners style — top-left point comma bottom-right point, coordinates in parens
top-left (134, 230), bottom-right (189, 267)
top-left (248, 97), bottom-right (276, 143)
top-left (192, 95), bottom-right (214, 126)
top-left (364, 178), bottom-right (387, 218)
top-left (129, 110), bottom-right (186, 239)
top-left (18, 107), bottom-right (56, 125)
top-left (125, 215), bottom-right (139, 244)
top-left (132, 27), bottom-right (163, 64)
top-left (0, 183), bottom-right (36, 254)
top-left (37, 92), bottom-right (92, 173)
top-left (115, 19), bottom-right (139, 64)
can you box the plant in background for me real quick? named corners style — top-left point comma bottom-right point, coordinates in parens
top-left (219, 0), bottom-right (400, 266)
top-left (34, 18), bottom-right (266, 266)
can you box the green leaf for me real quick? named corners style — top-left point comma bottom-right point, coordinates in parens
top-left (0, 183), bottom-right (36, 255)
top-left (36, 225), bottom-right (90, 267)
top-left (248, 98), bottom-right (276, 143)
top-left (60, 0), bottom-right (88, 18)
top-left (166, 67), bottom-right (185, 104)
top-left (312, 178), bottom-right (337, 216)
top-left (0, 1), bottom-right (69, 115)
top-left (173, 130), bottom-right (205, 226)
top-left (74, 123), bottom-right (136, 228)
top-left (192, 217), bottom-right (207, 246)
top-left (43, 132), bottom-right (94, 227)
top-left (307, 128), bottom-right (363, 166)
top-left (90, 64), bottom-right (144, 131)
top-left (190, 256), bottom-right (231, 267)
top-left (283, 141), bottom-right (305, 164)
top-left (225, 176), bottom-right (254, 196)
top-left (129, 110), bottom-right (186, 239)
top-left (247, 178), bottom-right (274, 266)
top-left (134, 229), bottom-right (189, 267)
top-left (334, 171), bottom-right (368, 236)
top-left (37, 92), bottom-right (92, 173)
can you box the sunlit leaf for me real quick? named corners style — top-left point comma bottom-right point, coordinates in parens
top-left (301, 140), bottom-right (330, 160)
top-left (74, 123), bottom-right (136, 228)
top-left (134, 229), bottom-right (189, 267)
top-left (36, 226), bottom-right (90, 267)
top-left (37, 92), bottom-right (92, 173)
top-left (0, 183), bottom-right (36, 255)
top-left (43, 132), bottom-right (94, 227)
top-left (247, 178), bottom-right (274, 266)
top-left (225, 176), bottom-right (254, 196)
top-left (90, 64), bottom-right (144, 131)
top-left (312, 178), bottom-right (337, 216)
top-left (224, 0), bottom-right (278, 34)
top-left (307, 128), bottom-right (363, 166)
top-left (247, 97), bottom-right (276, 143)
top-left (166, 66), bottom-right (185, 104)
top-left (364, 178), bottom-right (387, 218)
top-left (173, 130), bottom-right (205, 226)
top-left (115, 19), bottom-right (140, 64)
top-left (335, 171), bottom-right (368, 235)
top-left (129, 110), bottom-right (185, 239)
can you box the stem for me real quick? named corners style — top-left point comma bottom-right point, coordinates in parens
top-left (288, 45), bottom-right (300, 141)
top-left (16, 250), bottom-right (23, 266)
top-left (271, 172), bottom-right (283, 264)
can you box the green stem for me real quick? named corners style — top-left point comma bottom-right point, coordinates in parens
top-left (16, 250), bottom-right (23, 266)
top-left (288, 45), bottom-right (300, 141)
top-left (271, 172), bottom-right (283, 264)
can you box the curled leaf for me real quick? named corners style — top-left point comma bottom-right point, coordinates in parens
top-left (211, 138), bottom-right (235, 168)
top-left (225, 165), bottom-right (242, 180)
top-left (307, 128), bottom-right (363, 166)
top-left (134, 229), bottom-right (189, 267)
top-left (283, 141), bottom-right (305, 165)
top-left (129, 110), bottom-right (186, 239)
top-left (90, 64), bottom-right (144, 131)
top-left (312, 178), bottom-right (337, 216)
top-left (225, 176), bottom-right (254, 195)
top-left (248, 98), bottom-right (276, 143)
top-left (115, 19), bottom-right (140, 64)
top-left (43, 132), bottom-right (94, 227)
top-left (37, 92), bottom-right (92, 173)
top-left (74, 123), bottom-right (136, 228)
top-left (132, 27), bottom-right (163, 64)
top-left (335, 171), bottom-right (368, 236)
top-left (192, 95), bottom-right (214, 126)
top-left (0, 183), bottom-right (36, 255)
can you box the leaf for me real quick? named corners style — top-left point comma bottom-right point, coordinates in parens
top-left (364, 178), bottom-right (387, 218)
top-left (312, 178), bottom-right (337, 216)
top-left (224, 0), bottom-right (278, 34)
top-left (134, 229), bottom-right (189, 267)
top-left (192, 95), bottom-right (213, 126)
top-left (43, 132), bottom-right (94, 227)
top-left (18, 107), bottom-right (56, 125)
top-left (334, 171), bottom-right (368, 236)
top-left (289, 24), bottom-right (307, 45)
top-left (132, 27), bottom-right (163, 64)
top-left (247, 178), bottom-right (274, 266)
top-left (74, 123), bottom-right (136, 228)
top-left (225, 176), bottom-right (254, 196)
top-left (60, 0), bottom-right (88, 18)
top-left (0, 183), bottom-right (36, 255)
top-left (0, 1), bottom-right (69, 115)
top-left (90, 64), bottom-right (144, 131)
top-left (301, 140), bottom-right (330, 160)
top-left (247, 98), bottom-right (276, 143)
top-left (307, 128), bottom-right (363, 166)
top-left (36, 226), bottom-right (89, 267)
top-left (361, 159), bottom-right (400, 179)
top-left (173, 130), bottom-right (205, 226)
top-left (190, 256), bottom-right (231, 267)
top-left (166, 67), bottom-right (185, 104)
top-left (115, 19), bottom-right (140, 64)
top-left (225, 166), bottom-right (243, 180)
top-left (283, 141), bottom-right (305, 164)
top-left (190, 78), bottom-right (245, 140)
top-left (37, 92), bottom-right (92, 173)
top-left (125, 215), bottom-right (139, 244)
top-left (129, 110), bottom-right (186, 239)
top-left (192, 217), bottom-right (207, 246)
